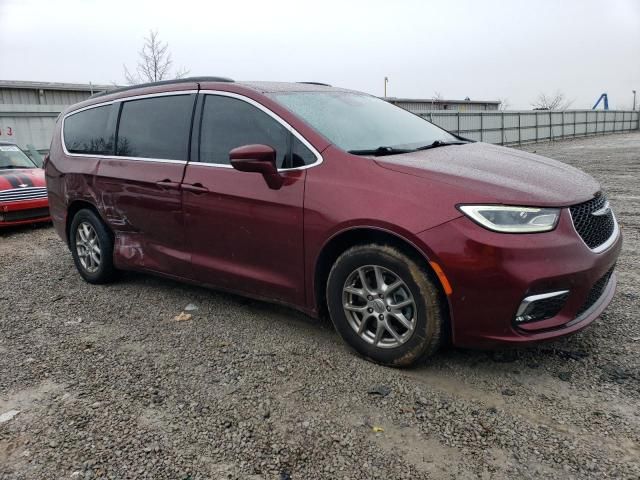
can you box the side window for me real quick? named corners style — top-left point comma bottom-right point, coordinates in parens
top-left (116, 95), bottom-right (194, 160)
top-left (200, 95), bottom-right (316, 168)
top-left (64, 105), bottom-right (115, 155)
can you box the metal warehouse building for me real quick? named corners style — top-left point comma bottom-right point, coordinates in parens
top-left (386, 97), bottom-right (501, 113)
top-left (0, 80), bottom-right (112, 153)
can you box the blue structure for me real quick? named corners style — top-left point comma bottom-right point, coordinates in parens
top-left (592, 93), bottom-right (609, 110)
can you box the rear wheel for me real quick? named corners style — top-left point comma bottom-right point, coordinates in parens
top-left (327, 244), bottom-right (445, 367)
top-left (69, 209), bottom-right (118, 284)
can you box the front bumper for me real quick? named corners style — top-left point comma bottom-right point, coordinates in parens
top-left (0, 198), bottom-right (51, 227)
top-left (416, 209), bottom-right (622, 348)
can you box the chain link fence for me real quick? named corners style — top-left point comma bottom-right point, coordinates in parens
top-left (420, 110), bottom-right (640, 145)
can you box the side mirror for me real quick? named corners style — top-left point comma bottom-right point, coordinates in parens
top-left (229, 144), bottom-right (283, 190)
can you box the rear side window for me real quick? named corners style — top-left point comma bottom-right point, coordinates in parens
top-left (64, 105), bottom-right (115, 155)
top-left (199, 95), bottom-right (316, 168)
top-left (116, 95), bottom-right (194, 160)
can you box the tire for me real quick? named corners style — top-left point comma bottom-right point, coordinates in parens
top-left (69, 208), bottom-right (118, 284)
top-left (326, 244), bottom-right (445, 367)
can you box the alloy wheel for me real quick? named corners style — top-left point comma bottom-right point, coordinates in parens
top-left (75, 221), bottom-right (102, 273)
top-left (342, 265), bottom-right (417, 348)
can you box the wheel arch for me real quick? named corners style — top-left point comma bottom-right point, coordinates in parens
top-left (313, 227), bottom-right (450, 322)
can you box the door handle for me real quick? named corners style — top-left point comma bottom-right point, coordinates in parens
top-left (182, 183), bottom-right (209, 194)
top-left (156, 179), bottom-right (181, 190)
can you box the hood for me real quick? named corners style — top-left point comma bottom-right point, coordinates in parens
top-left (375, 142), bottom-right (600, 206)
top-left (0, 168), bottom-right (46, 190)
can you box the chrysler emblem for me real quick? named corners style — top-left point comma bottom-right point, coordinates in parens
top-left (18, 183), bottom-right (28, 188)
top-left (591, 201), bottom-right (611, 217)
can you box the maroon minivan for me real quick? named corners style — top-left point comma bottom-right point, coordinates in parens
top-left (46, 77), bottom-right (621, 366)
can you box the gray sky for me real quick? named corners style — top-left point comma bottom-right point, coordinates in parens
top-left (1, 0), bottom-right (638, 109)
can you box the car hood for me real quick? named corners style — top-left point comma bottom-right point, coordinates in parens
top-left (0, 168), bottom-right (46, 190)
top-left (374, 142), bottom-right (600, 206)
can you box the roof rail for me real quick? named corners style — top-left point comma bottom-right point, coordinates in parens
top-left (297, 81), bottom-right (332, 87)
top-left (90, 76), bottom-right (235, 98)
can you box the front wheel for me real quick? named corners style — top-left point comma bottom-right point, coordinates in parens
top-left (327, 244), bottom-right (446, 367)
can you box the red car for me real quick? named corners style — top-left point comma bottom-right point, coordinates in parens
top-left (45, 78), bottom-right (621, 366)
top-left (0, 141), bottom-right (50, 227)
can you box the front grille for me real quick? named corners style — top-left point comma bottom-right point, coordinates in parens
top-left (569, 193), bottom-right (615, 249)
top-left (0, 207), bottom-right (50, 222)
top-left (576, 267), bottom-right (615, 318)
top-left (0, 187), bottom-right (48, 203)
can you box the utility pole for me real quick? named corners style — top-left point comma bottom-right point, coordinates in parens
top-left (633, 90), bottom-right (637, 111)
top-left (384, 77), bottom-right (389, 97)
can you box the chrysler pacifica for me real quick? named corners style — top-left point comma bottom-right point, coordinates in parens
top-left (45, 77), bottom-right (621, 366)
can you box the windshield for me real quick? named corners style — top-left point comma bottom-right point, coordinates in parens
top-left (269, 91), bottom-right (459, 152)
top-left (0, 145), bottom-right (37, 169)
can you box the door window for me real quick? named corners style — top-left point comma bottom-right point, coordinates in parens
top-left (116, 94), bottom-right (194, 160)
top-left (199, 95), bottom-right (316, 168)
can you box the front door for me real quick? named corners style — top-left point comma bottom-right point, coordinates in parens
top-left (182, 93), bottom-right (319, 305)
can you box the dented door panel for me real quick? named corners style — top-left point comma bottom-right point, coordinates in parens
top-left (95, 158), bottom-right (189, 275)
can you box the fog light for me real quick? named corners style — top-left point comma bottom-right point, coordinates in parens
top-left (515, 290), bottom-right (569, 324)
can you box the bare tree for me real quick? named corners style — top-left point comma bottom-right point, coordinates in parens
top-left (531, 91), bottom-right (574, 110)
top-left (498, 98), bottom-right (510, 111)
top-left (123, 30), bottom-right (189, 85)
top-left (430, 91), bottom-right (444, 109)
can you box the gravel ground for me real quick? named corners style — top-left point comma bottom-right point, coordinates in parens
top-left (1, 132), bottom-right (639, 480)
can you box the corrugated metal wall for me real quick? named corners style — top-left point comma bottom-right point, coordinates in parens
top-left (0, 88), bottom-right (40, 104)
top-left (0, 86), bottom-right (99, 151)
top-left (390, 100), bottom-right (499, 112)
top-left (2, 116), bottom-right (58, 149)
top-left (0, 105), bottom-right (61, 151)
top-left (42, 89), bottom-right (95, 105)
top-left (0, 88), bottom-right (95, 105)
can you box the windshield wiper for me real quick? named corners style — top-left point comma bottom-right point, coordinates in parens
top-left (413, 140), bottom-right (469, 151)
top-left (349, 141), bottom-right (469, 157)
top-left (347, 146), bottom-right (414, 157)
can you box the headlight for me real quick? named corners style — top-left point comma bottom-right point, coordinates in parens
top-left (458, 205), bottom-right (560, 233)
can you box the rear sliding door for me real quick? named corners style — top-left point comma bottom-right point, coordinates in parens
top-left (95, 91), bottom-right (196, 276)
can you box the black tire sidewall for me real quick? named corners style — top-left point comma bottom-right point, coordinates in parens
top-left (69, 209), bottom-right (115, 284)
top-left (327, 246), bottom-right (440, 366)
